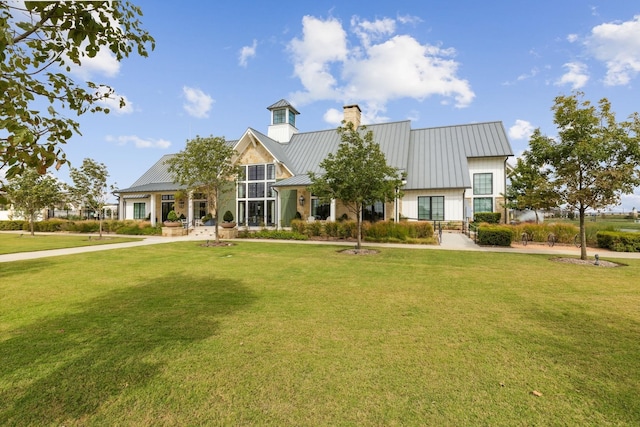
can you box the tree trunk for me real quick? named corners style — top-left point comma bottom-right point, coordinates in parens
top-left (356, 204), bottom-right (362, 250)
top-left (579, 206), bottom-right (587, 260)
top-left (213, 189), bottom-right (219, 243)
top-left (30, 213), bottom-right (35, 236)
top-left (99, 214), bottom-right (103, 238)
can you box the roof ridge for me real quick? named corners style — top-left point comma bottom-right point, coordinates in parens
top-left (411, 121), bottom-right (503, 132)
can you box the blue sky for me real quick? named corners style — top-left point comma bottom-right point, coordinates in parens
top-left (51, 1), bottom-right (640, 211)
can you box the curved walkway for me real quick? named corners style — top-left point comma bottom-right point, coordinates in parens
top-left (1, 230), bottom-right (639, 263)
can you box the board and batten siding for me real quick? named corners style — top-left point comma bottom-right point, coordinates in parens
top-left (401, 188), bottom-right (466, 222)
top-left (464, 158), bottom-right (507, 199)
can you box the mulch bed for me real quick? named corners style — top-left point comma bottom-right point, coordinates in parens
top-left (550, 257), bottom-right (623, 267)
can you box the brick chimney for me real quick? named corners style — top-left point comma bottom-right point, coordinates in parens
top-left (343, 104), bottom-right (361, 128)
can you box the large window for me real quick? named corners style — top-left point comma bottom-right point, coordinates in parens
top-left (363, 201), bottom-right (385, 222)
top-left (473, 173), bottom-right (493, 195)
top-left (288, 109), bottom-right (296, 127)
top-left (473, 197), bottom-right (493, 213)
top-left (237, 163), bottom-right (276, 226)
top-left (418, 196), bottom-right (444, 221)
top-left (311, 198), bottom-right (330, 220)
top-left (133, 202), bottom-right (146, 219)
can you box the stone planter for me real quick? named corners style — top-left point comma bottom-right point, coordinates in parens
top-left (163, 221), bottom-right (181, 227)
top-left (220, 222), bottom-right (236, 229)
top-left (162, 226), bottom-right (187, 237)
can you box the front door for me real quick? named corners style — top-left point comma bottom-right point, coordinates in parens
top-left (248, 201), bottom-right (264, 226)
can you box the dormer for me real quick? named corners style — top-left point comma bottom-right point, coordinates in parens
top-left (267, 99), bottom-right (299, 143)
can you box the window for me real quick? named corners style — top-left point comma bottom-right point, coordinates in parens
top-left (133, 203), bottom-right (146, 219)
top-left (311, 198), bottom-right (330, 220)
top-left (363, 201), bottom-right (385, 222)
top-left (248, 164), bottom-right (265, 181)
top-left (288, 110), bottom-right (296, 127)
top-left (473, 173), bottom-right (493, 195)
top-left (248, 182), bottom-right (265, 198)
top-left (418, 196), bottom-right (444, 220)
top-left (267, 163), bottom-right (275, 180)
top-left (474, 197), bottom-right (493, 213)
top-left (161, 195), bottom-right (174, 200)
top-left (273, 109), bottom-right (285, 124)
top-left (237, 163), bottom-right (276, 226)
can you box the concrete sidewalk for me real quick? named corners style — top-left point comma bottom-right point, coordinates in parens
top-left (1, 229), bottom-right (638, 263)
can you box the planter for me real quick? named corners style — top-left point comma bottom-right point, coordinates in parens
top-left (220, 222), bottom-right (236, 229)
top-left (163, 221), bottom-right (181, 227)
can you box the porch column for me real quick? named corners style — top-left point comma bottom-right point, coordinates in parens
top-left (150, 195), bottom-right (157, 226)
top-left (274, 187), bottom-right (281, 229)
top-left (119, 198), bottom-right (125, 220)
top-left (188, 192), bottom-right (194, 226)
top-left (330, 199), bottom-right (336, 221)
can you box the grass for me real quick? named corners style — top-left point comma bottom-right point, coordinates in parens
top-left (1, 241), bottom-right (639, 425)
top-left (0, 233), bottom-right (142, 255)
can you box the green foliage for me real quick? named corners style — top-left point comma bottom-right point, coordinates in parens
top-left (477, 225), bottom-right (513, 246)
top-left (223, 210), bottom-right (234, 222)
top-left (0, 2), bottom-right (154, 182)
top-left (525, 92), bottom-right (640, 259)
top-left (506, 148), bottom-right (559, 215)
top-left (473, 212), bottom-right (501, 224)
top-left (237, 229), bottom-right (309, 240)
top-left (67, 158), bottom-right (113, 237)
top-left (166, 210), bottom-right (179, 222)
top-left (308, 122), bottom-right (403, 248)
top-left (0, 219), bottom-right (161, 235)
top-left (165, 135), bottom-right (241, 242)
top-left (596, 231), bottom-right (640, 252)
top-left (287, 220), bottom-right (434, 243)
top-left (5, 168), bottom-right (62, 235)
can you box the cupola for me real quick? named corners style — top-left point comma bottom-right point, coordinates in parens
top-left (267, 99), bottom-right (299, 143)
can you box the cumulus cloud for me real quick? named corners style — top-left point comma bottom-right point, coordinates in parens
top-left (287, 15), bottom-right (474, 124)
top-left (70, 47), bottom-right (121, 79)
top-left (182, 86), bottom-right (214, 118)
top-left (106, 135), bottom-right (171, 149)
top-left (555, 62), bottom-right (589, 89)
top-left (586, 15), bottom-right (640, 86)
top-left (239, 39), bottom-right (258, 67)
top-left (567, 34), bottom-right (579, 43)
top-left (508, 120), bottom-right (535, 140)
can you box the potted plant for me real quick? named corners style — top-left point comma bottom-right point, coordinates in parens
top-left (164, 210), bottom-right (181, 227)
top-left (202, 213), bottom-right (215, 226)
top-left (221, 210), bottom-right (236, 228)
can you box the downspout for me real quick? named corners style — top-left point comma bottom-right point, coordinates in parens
top-left (504, 157), bottom-right (508, 224)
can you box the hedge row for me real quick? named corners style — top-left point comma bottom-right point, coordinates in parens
top-left (509, 222), bottom-right (580, 245)
top-left (474, 212), bottom-right (501, 224)
top-left (477, 225), bottom-right (513, 246)
top-left (0, 219), bottom-right (161, 235)
top-left (597, 231), bottom-right (640, 252)
top-left (237, 229), bottom-right (309, 240)
top-left (289, 219), bottom-right (434, 243)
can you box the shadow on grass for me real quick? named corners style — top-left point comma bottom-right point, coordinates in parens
top-left (0, 273), bottom-right (255, 425)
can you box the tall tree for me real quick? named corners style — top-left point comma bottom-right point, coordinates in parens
top-left (0, 1), bottom-right (154, 187)
top-left (308, 122), bottom-right (402, 250)
top-left (528, 92), bottom-right (640, 259)
top-left (68, 158), bottom-right (113, 238)
top-left (506, 134), bottom-right (560, 224)
top-left (5, 168), bottom-right (61, 236)
top-left (165, 136), bottom-right (241, 243)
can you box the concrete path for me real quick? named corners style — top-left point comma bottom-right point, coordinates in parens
top-left (1, 229), bottom-right (639, 263)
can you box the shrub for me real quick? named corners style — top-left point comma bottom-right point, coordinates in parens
top-left (597, 231), bottom-right (640, 252)
top-left (324, 221), bottom-right (339, 237)
top-left (223, 210), bottom-right (234, 222)
top-left (474, 212), bottom-right (501, 224)
top-left (478, 225), bottom-right (513, 246)
top-left (0, 220), bottom-right (27, 230)
top-left (239, 229), bottom-right (308, 240)
top-left (290, 219), bottom-right (306, 235)
top-left (306, 221), bottom-right (323, 237)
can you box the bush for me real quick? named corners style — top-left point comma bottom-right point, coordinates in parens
top-left (223, 210), bottom-right (234, 222)
top-left (597, 231), bottom-right (640, 252)
top-left (474, 212), bottom-right (501, 224)
top-left (0, 220), bottom-right (27, 230)
top-left (478, 225), bottom-right (513, 246)
top-left (238, 229), bottom-right (308, 240)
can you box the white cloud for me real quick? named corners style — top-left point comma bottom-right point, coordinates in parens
top-left (555, 62), bottom-right (589, 89)
top-left (106, 135), bottom-right (171, 149)
top-left (397, 14), bottom-right (422, 25)
top-left (323, 108), bottom-right (343, 126)
top-left (288, 15), bottom-right (474, 119)
top-left (508, 119), bottom-right (535, 140)
top-left (182, 86), bottom-right (214, 119)
top-left (567, 33), bottom-right (579, 43)
top-left (239, 39), bottom-right (258, 67)
top-left (587, 15), bottom-right (640, 86)
top-left (70, 47), bottom-right (121, 79)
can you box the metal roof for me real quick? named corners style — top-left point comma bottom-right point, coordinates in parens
top-left (266, 99), bottom-right (300, 115)
top-left (121, 114), bottom-right (513, 193)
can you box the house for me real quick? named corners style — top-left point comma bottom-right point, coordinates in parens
top-left (116, 100), bottom-right (513, 229)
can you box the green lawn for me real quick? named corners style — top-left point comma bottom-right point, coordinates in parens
top-left (0, 233), bottom-right (142, 255)
top-left (1, 242), bottom-right (639, 425)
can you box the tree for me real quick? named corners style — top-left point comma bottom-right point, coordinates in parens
top-left (308, 122), bottom-right (403, 250)
top-left (527, 92), bottom-right (640, 259)
top-left (165, 136), bottom-right (242, 243)
top-left (67, 158), bottom-right (113, 238)
top-left (5, 168), bottom-right (61, 236)
top-left (505, 134), bottom-right (560, 223)
top-left (0, 1), bottom-right (154, 187)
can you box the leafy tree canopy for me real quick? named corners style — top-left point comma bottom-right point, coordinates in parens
top-left (526, 92), bottom-right (640, 258)
top-left (67, 158), bottom-right (113, 237)
top-left (165, 136), bottom-right (241, 242)
top-left (308, 122), bottom-right (403, 249)
top-left (5, 167), bottom-right (61, 235)
top-left (0, 1), bottom-right (154, 186)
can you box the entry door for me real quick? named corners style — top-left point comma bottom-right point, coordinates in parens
top-left (248, 201), bottom-right (264, 226)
